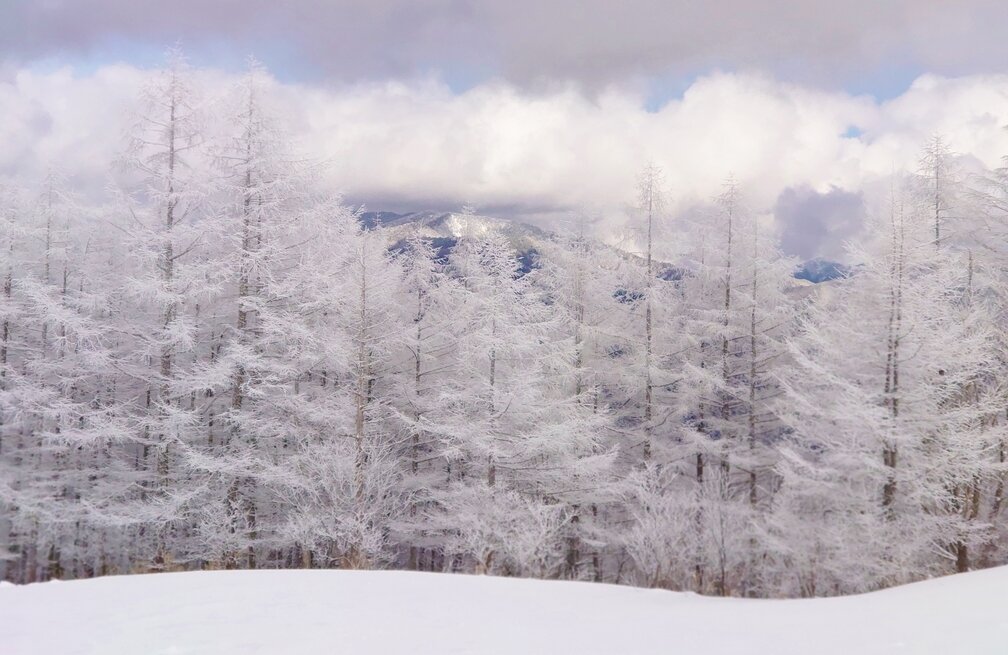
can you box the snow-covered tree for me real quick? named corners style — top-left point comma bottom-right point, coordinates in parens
top-left (772, 183), bottom-right (997, 595)
top-left (111, 48), bottom-right (215, 568)
top-left (671, 179), bottom-right (795, 594)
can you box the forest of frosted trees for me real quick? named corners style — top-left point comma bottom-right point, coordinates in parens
top-left (2, 53), bottom-right (1007, 599)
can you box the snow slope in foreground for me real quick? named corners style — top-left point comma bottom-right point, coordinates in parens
top-left (2, 567), bottom-right (1007, 654)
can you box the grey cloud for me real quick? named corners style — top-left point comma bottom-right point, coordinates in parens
top-left (774, 186), bottom-right (866, 261)
top-left (0, 1), bottom-right (496, 81)
top-left (3, 1), bottom-right (1008, 89)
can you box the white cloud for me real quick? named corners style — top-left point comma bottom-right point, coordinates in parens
top-left (3, 64), bottom-right (1008, 255)
top-left (0, 64), bottom-right (145, 191)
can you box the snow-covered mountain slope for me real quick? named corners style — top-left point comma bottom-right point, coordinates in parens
top-left (361, 210), bottom-right (551, 245)
top-left (3, 567), bottom-right (1006, 654)
top-left (362, 210), bottom-right (843, 284)
top-left (362, 210), bottom-right (550, 274)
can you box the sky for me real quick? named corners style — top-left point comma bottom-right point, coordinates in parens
top-left (4, 0), bottom-right (1008, 260)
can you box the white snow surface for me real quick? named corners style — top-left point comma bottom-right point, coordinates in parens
top-left (3, 567), bottom-right (1007, 654)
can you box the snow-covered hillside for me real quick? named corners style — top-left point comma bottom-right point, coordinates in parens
top-left (360, 210), bottom-right (550, 243)
top-left (3, 568), bottom-right (1006, 654)
top-left (362, 209), bottom-right (847, 284)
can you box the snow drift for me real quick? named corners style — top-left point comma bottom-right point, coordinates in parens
top-left (3, 567), bottom-right (1007, 654)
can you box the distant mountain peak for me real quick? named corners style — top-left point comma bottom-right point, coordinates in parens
top-left (363, 211), bottom-right (849, 284)
top-left (794, 258), bottom-right (849, 283)
top-left (359, 210), bottom-right (550, 244)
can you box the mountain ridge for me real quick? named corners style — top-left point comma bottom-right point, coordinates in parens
top-left (360, 210), bottom-right (848, 283)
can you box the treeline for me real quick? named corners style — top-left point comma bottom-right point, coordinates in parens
top-left (0, 53), bottom-right (1006, 598)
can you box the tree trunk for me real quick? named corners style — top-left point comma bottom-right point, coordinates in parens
top-left (719, 182), bottom-right (735, 474)
top-left (882, 198), bottom-right (904, 515)
top-left (643, 185), bottom-right (653, 460)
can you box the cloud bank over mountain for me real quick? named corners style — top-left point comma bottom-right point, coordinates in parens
top-left (3, 61), bottom-right (1008, 258)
